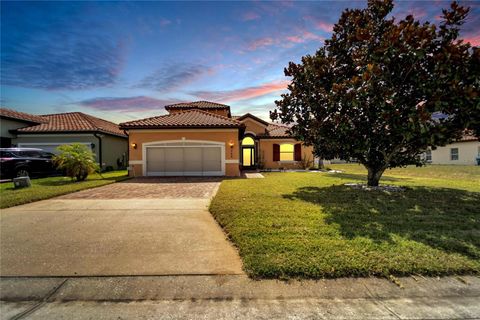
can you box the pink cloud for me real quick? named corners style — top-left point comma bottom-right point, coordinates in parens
top-left (247, 37), bottom-right (276, 50)
top-left (242, 11), bottom-right (261, 21)
top-left (191, 80), bottom-right (290, 102)
top-left (286, 31), bottom-right (323, 44)
top-left (304, 16), bottom-right (334, 33)
top-left (315, 21), bottom-right (334, 33)
top-left (463, 34), bottom-right (480, 46)
top-left (247, 31), bottom-right (323, 51)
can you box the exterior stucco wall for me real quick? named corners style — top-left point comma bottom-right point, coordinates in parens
top-left (430, 141), bottom-right (479, 165)
top-left (1, 119), bottom-right (31, 138)
top-left (258, 139), bottom-right (314, 169)
top-left (241, 118), bottom-right (267, 136)
top-left (128, 129), bottom-right (240, 177)
top-left (100, 135), bottom-right (128, 169)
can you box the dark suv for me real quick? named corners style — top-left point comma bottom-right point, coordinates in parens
top-left (0, 148), bottom-right (59, 179)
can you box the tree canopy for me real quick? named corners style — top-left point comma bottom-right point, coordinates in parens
top-left (271, 0), bottom-right (479, 186)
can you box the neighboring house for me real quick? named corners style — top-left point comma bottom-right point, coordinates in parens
top-left (119, 101), bottom-right (314, 177)
top-left (0, 108), bottom-right (128, 169)
top-left (0, 108), bottom-right (48, 148)
top-left (425, 133), bottom-right (479, 165)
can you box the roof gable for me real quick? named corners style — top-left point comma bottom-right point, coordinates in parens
top-left (236, 113), bottom-right (269, 126)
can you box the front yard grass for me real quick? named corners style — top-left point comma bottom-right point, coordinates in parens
top-left (0, 170), bottom-right (129, 208)
top-left (209, 164), bottom-right (480, 279)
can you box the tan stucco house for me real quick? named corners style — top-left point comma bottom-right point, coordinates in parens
top-left (0, 108), bottom-right (128, 170)
top-left (425, 133), bottom-right (480, 165)
top-left (120, 101), bottom-right (314, 177)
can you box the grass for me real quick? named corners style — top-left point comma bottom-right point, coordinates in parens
top-left (209, 164), bottom-right (480, 279)
top-left (0, 170), bottom-right (129, 208)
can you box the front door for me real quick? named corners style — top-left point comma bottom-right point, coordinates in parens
top-left (242, 147), bottom-right (255, 168)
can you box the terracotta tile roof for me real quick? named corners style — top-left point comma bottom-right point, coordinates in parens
top-left (261, 123), bottom-right (293, 138)
top-left (120, 109), bottom-right (243, 129)
top-left (458, 131), bottom-right (479, 142)
top-left (164, 101), bottom-right (230, 110)
top-left (16, 112), bottom-right (126, 137)
top-left (0, 107), bottom-right (48, 124)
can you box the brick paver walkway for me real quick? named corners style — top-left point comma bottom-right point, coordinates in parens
top-left (58, 177), bottom-right (222, 199)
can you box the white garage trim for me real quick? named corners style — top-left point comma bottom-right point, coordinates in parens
top-left (142, 140), bottom-right (225, 176)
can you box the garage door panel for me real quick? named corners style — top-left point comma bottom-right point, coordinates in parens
top-left (146, 148), bottom-right (165, 172)
top-left (183, 148), bottom-right (202, 172)
top-left (203, 148), bottom-right (222, 172)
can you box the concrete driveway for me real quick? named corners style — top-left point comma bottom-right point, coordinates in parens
top-left (0, 178), bottom-right (243, 277)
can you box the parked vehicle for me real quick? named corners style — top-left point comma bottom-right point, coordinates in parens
top-left (0, 148), bottom-right (59, 179)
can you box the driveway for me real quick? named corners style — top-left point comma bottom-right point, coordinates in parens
top-left (0, 178), bottom-right (243, 277)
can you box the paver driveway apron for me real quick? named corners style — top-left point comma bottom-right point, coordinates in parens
top-left (0, 178), bottom-right (243, 277)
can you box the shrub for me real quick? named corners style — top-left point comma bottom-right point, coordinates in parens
top-left (53, 144), bottom-right (100, 181)
top-left (298, 154), bottom-right (313, 170)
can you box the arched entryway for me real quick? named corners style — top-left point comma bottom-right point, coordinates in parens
top-left (241, 136), bottom-right (256, 169)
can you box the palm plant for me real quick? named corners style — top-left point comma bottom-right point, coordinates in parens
top-left (53, 144), bottom-right (100, 181)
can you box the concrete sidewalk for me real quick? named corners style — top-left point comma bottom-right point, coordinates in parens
top-left (1, 275), bottom-right (479, 319)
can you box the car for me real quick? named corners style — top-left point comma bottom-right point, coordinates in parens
top-left (0, 148), bottom-right (59, 179)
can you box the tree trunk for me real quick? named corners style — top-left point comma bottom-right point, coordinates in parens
top-left (366, 167), bottom-right (385, 187)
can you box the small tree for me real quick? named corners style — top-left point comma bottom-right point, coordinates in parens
top-left (271, 0), bottom-right (479, 186)
top-left (53, 144), bottom-right (100, 181)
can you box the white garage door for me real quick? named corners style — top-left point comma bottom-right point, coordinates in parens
top-left (145, 141), bottom-right (224, 176)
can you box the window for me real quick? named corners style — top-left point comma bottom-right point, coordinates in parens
top-left (242, 137), bottom-right (254, 146)
top-left (280, 144), bottom-right (294, 161)
top-left (425, 150), bottom-right (432, 162)
top-left (450, 148), bottom-right (459, 161)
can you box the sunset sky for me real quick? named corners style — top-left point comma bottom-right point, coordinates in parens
top-left (1, 1), bottom-right (479, 123)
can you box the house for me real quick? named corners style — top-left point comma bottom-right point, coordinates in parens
top-left (119, 101), bottom-right (314, 177)
top-left (425, 132), bottom-right (479, 165)
top-left (0, 108), bottom-right (48, 148)
top-left (0, 108), bottom-right (128, 169)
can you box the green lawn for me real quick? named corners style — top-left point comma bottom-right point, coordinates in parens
top-left (0, 171), bottom-right (129, 209)
top-left (209, 164), bottom-right (480, 279)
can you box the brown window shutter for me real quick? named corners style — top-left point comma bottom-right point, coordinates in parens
top-left (294, 144), bottom-right (302, 161)
top-left (273, 144), bottom-right (280, 161)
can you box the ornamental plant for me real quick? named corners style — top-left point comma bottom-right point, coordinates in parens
top-left (53, 143), bottom-right (100, 181)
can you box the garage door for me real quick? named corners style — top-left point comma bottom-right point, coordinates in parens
top-left (145, 142), bottom-right (224, 176)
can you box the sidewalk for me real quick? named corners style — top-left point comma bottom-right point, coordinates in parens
top-left (1, 275), bottom-right (479, 319)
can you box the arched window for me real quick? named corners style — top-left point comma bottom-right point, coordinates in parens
top-left (280, 143), bottom-right (294, 161)
top-left (242, 137), bottom-right (255, 146)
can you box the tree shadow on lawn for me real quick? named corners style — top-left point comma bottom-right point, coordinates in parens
top-left (283, 185), bottom-right (480, 260)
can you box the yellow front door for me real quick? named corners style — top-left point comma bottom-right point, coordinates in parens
top-left (243, 148), bottom-right (252, 166)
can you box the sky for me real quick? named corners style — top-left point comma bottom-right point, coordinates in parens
top-left (1, 1), bottom-right (479, 123)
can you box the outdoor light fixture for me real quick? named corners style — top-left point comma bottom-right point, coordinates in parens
top-left (131, 143), bottom-right (137, 149)
top-left (228, 140), bottom-right (235, 147)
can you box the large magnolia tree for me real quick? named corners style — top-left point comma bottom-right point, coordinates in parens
top-left (271, 0), bottom-right (479, 186)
